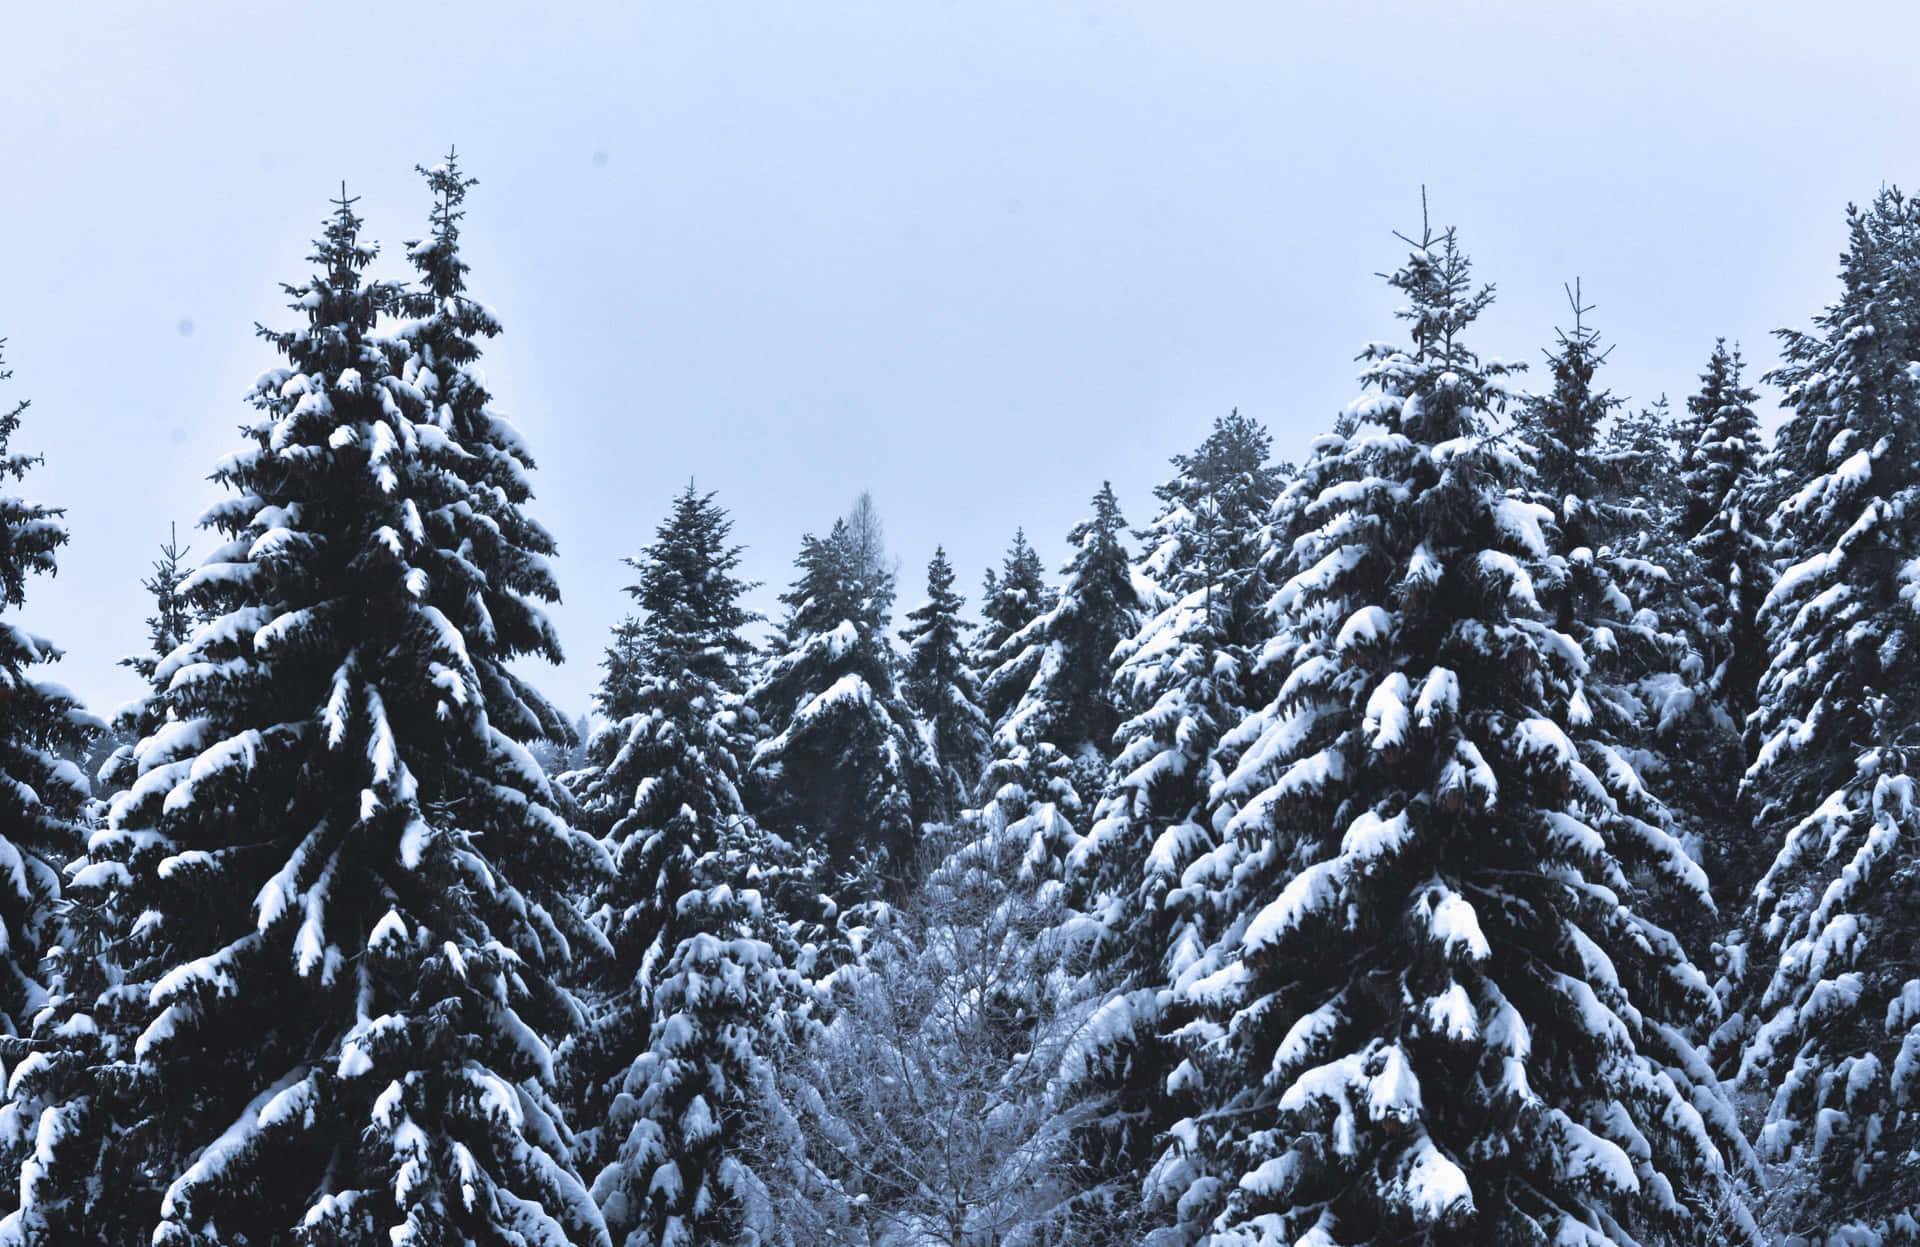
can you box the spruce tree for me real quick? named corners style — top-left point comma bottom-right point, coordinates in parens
top-left (973, 529), bottom-right (1055, 731)
top-left (0, 330), bottom-right (94, 1037)
top-left (1160, 221), bottom-right (1744, 1246)
top-left (900, 547), bottom-right (991, 817)
top-left (17, 176), bottom-right (609, 1247)
top-left (557, 485), bottom-right (766, 1193)
top-left (985, 482), bottom-right (1143, 796)
top-left (747, 507), bottom-right (936, 899)
top-left (1736, 187), bottom-right (1920, 1239)
top-left (1679, 341), bottom-right (1769, 723)
top-left (1056, 413), bottom-right (1287, 1235)
top-left (98, 525), bottom-right (197, 795)
top-left (1519, 286), bottom-right (1696, 908)
top-left (594, 850), bottom-right (806, 1247)
top-left (119, 524), bottom-right (194, 696)
top-left (1135, 409), bottom-right (1285, 603)
top-left (595, 615), bottom-right (647, 724)
top-left (0, 342), bottom-right (104, 1245)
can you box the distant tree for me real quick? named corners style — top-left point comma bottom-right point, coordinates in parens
top-left (984, 482), bottom-right (1143, 796)
top-left (900, 547), bottom-right (991, 816)
top-left (119, 523), bottom-right (194, 696)
top-left (748, 503), bottom-right (937, 902)
top-left (1679, 340), bottom-right (1769, 723)
top-left (561, 484), bottom-right (759, 1132)
top-left (97, 524), bottom-right (197, 795)
top-left (596, 614), bottom-right (647, 723)
top-left (973, 529), bottom-right (1055, 732)
top-left (1055, 411), bottom-right (1288, 1237)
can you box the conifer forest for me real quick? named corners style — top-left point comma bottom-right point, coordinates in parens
top-left (9, 132), bottom-right (1920, 1247)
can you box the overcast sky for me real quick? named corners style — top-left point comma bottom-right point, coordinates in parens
top-left (0, 0), bottom-right (1912, 721)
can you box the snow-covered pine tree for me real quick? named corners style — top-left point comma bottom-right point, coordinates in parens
top-left (0, 338), bottom-right (107, 1237)
top-left (1054, 412), bottom-right (1287, 1236)
top-left (1735, 187), bottom-right (1920, 1239)
top-left (747, 507), bottom-right (936, 898)
top-left (0, 378), bottom-right (148, 1247)
top-left (1679, 341), bottom-right (1769, 725)
top-left (1595, 394), bottom-right (1694, 608)
top-left (17, 176), bottom-right (610, 1247)
top-left (900, 547), bottom-right (991, 817)
top-left (1518, 287), bottom-right (1707, 933)
top-left (556, 484), bottom-right (767, 1185)
top-left (596, 615), bottom-right (647, 724)
top-left (595, 843), bottom-right (808, 1247)
top-left (119, 524), bottom-right (194, 697)
top-left (1160, 220), bottom-right (1744, 1246)
top-left (973, 528), bottom-right (1055, 731)
top-left (0, 337), bottom-right (99, 1222)
top-left (1652, 343), bottom-right (1774, 923)
top-left (1135, 410), bottom-right (1285, 603)
top-left (985, 481), bottom-right (1145, 799)
top-left (97, 525), bottom-right (198, 795)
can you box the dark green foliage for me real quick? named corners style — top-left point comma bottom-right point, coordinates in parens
top-left (987, 482), bottom-right (1142, 789)
top-left (559, 484), bottom-right (762, 1177)
top-left (1162, 224), bottom-right (1745, 1247)
top-left (0, 341), bottom-right (101, 1238)
top-left (748, 511), bottom-right (937, 896)
top-left (1735, 187), bottom-right (1920, 1242)
top-left (1680, 341), bottom-right (1769, 722)
top-left (900, 547), bottom-right (991, 817)
top-left (13, 169), bottom-right (609, 1247)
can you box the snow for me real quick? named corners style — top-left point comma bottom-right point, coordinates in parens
top-left (1417, 887), bottom-right (1490, 962)
top-left (1492, 497), bottom-right (1553, 558)
top-left (1426, 983), bottom-right (1476, 1040)
top-left (1334, 605), bottom-right (1392, 652)
top-left (1413, 666), bottom-right (1458, 728)
top-left (1244, 859), bottom-right (1340, 953)
top-left (1366, 1044), bottom-right (1421, 1124)
top-left (1364, 673), bottom-right (1411, 750)
top-left (1400, 1134), bottom-right (1471, 1221)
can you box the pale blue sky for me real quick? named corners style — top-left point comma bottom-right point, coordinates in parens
top-left (0, 0), bottom-right (1911, 720)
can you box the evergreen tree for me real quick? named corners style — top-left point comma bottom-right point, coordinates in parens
top-left (1735, 187), bottom-right (1920, 1240)
top-left (119, 523), bottom-right (194, 696)
top-left (557, 484), bottom-right (765, 1191)
top-left (13, 174), bottom-right (609, 1246)
top-left (1679, 341), bottom-right (1769, 723)
top-left (0, 342), bottom-right (105, 1243)
top-left (900, 547), bottom-right (991, 817)
top-left (1159, 221), bottom-right (1745, 1246)
top-left (747, 506), bottom-right (936, 898)
top-left (594, 849), bottom-right (807, 1247)
top-left (98, 525), bottom-right (198, 795)
top-left (1602, 395), bottom-right (1684, 526)
top-left (985, 482), bottom-right (1143, 796)
top-left (1055, 413), bottom-right (1288, 1236)
top-left (1136, 409), bottom-right (1285, 604)
top-left (1519, 285), bottom-right (1697, 912)
top-left (973, 529), bottom-right (1055, 731)
top-left (595, 615), bottom-right (647, 724)
top-left (0, 336), bottom-right (95, 1043)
